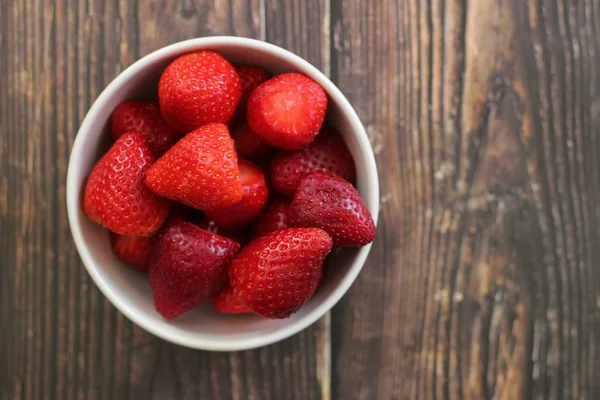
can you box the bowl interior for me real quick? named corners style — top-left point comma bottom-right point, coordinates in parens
top-left (68, 38), bottom-right (379, 350)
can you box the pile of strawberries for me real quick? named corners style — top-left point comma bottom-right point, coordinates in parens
top-left (83, 50), bottom-right (376, 320)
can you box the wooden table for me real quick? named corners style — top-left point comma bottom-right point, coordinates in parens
top-left (2, 0), bottom-right (600, 399)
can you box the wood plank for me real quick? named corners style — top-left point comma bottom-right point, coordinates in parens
top-left (5, 0), bottom-right (600, 398)
top-left (329, 0), bottom-right (600, 399)
top-left (0, 0), bottom-right (330, 399)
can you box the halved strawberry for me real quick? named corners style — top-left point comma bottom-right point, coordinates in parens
top-left (145, 123), bottom-right (243, 211)
top-left (83, 132), bottom-right (169, 236)
top-left (247, 73), bottom-right (327, 150)
top-left (269, 126), bottom-right (356, 198)
top-left (288, 172), bottom-right (376, 247)
top-left (150, 222), bottom-right (240, 319)
top-left (204, 158), bottom-right (269, 228)
top-left (110, 101), bottom-right (179, 156)
top-left (158, 51), bottom-right (242, 133)
top-left (212, 287), bottom-right (252, 314)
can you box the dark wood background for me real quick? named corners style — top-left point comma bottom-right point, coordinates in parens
top-left (2, 0), bottom-right (600, 399)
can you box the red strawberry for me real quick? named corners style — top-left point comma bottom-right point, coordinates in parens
top-left (212, 287), bottom-right (252, 314)
top-left (229, 228), bottom-right (332, 319)
top-left (145, 123), bottom-right (243, 211)
top-left (288, 172), bottom-right (376, 247)
top-left (158, 51), bottom-right (242, 133)
top-left (83, 132), bottom-right (169, 235)
top-left (198, 218), bottom-right (249, 245)
top-left (204, 158), bottom-right (269, 228)
top-left (110, 204), bottom-right (194, 271)
top-left (251, 198), bottom-right (290, 238)
top-left (150, 222), bottom-right (240, 319)
top-left (270, 126), bottom-right (356, 198)
top-left (110, 233), bottom-right (153, 271)
top-left (231, 123), bottom-right (270, 158)
top-left (110, 101), bottom-right (179, 156)
top-left (247, 73), bottom-right (327, 150)
top-left (229, 65), bottom-right (270, 128)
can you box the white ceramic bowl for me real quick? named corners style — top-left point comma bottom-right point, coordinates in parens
top-left (66, 37), bottom-right (379, 351)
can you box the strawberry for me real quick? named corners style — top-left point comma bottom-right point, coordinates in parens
top-left (246, 73), bottom-right (327, 150)
top-left (229, 65), bottom-right (270, 128)
top-left (288, 172), bottom-right (376, 247)
top-left (231, 123), bottom-right (270, 158)
top-left (250, 198), bottom-right (290, 238)
top-left (145, 123), bottom-right (243, 211)
top-left (110, 233), bottom-right (153, 271)
top-left (158, 51), bottom-right (242, 133)
top-left (110, 203), bottom-right (194, 271)
top-left (110, 101), bottom-right (179, 156)
top-left (204, 158), bottom-right (269, 228)
top-left (198, 218), bottom-right (249, 245)
top-left (212, 287), bottom-right (252, 314)
top-left (150, 222), bottom-right (240, 319)
top-left (229, 228), bottom-right (332, 319)
top-left (83, 132), bottom-right (169, 236)
top-left (269, 126), bottom-right (355, 198)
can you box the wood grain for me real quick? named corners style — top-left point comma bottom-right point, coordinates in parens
top-left (330, 0), bottom-right (600, 399)
top-left (2, 0), bottom-right (600, 399)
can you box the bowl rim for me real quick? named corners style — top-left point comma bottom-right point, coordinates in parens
top-left (66, 36), bottom-right (380, 351)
